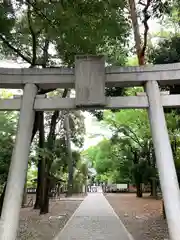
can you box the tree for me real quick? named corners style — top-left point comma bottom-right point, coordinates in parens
top-left (26, 167), bottom-right (37, 188)
top-left (0, 1), bottom-right (15, 47)
top-left (64, 112), bottom-right (74, 197)
top-left (86, 107), bottom-right (180, 199)
top-left (0, 1), bottom-right (130, 66)
top-left (126, 0), bottom-right (173, 200)
top-left (73, 159), bottom-right (88, 194)
top-left (103, 109), bottom-right (157, 197)
top-left (128, 0), bottom-right (170, 65)
top-left (32, 108), bottom-right (85, 213)
top-left (85, 137), bottom-right (133, 186)
top-left (149, 35), bottom-right (180, 65)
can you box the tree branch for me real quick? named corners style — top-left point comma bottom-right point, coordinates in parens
top-left (31, 112), bottom-right (41, 143)
top-left (31, 88), bottom-right (68, 147)
top-left (25, 0), bottom-right (57, 31)
top-left (114, 123), bottom-right (143, 148)
top-left (125, 126), bottom-right (144, 148)
top-left (138, 0), bottom-right (146, 6)
top-left (27, 4), bottom-right (37, 67)
top-left (128, 0), bottom-right (151, 65)
top-left (128, 0), bottom-right (142, 64)
top-left (140, 0), bottom-right (151, 64)
top-left (47, 89), bottom-right (68, 146)
top-left (42, 35), bottom-right (49, 68)
top-left (0, 34), bottom-right (32, 64)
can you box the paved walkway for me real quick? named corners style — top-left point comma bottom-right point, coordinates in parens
top-left (54, 193), bottom-right (134, 240)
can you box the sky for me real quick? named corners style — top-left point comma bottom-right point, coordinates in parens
top-left (83, 112), bottom-right (112, 150)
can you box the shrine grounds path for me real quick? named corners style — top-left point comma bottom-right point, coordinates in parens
top-left (53, 193), bottom-right (134, 240)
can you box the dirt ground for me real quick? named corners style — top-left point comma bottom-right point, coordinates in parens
top-left (105, 193), bottom-right (169, 240)
top-left (16, 195), bottom-right (83, 240)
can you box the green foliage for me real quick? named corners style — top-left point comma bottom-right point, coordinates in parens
top-left (93, 140), bottom-right (113, 174)
top-left (132, 161), bottom-right (155, 185)
top-left (85, 110), bottom-right (154, 185)
top-left (0, 1), bottom-right (15, 36)
top-left (0, 111), bottom-right (17, 186)
top-left (73, 159), bottom-right (88, 193)
top-left (126, 56), bottom-right (139, 66)
top-left (53, 0), bottom-right (130, 65)
top-left (0, 0), bottom-right (130, 66)
top-left (149, 35), bottom-right (180, 64)
top-left (27, 167), bottom-right (37, 188)
top-left (104, 110), bottom-right (156, 185)
top-left (103, 109), bottom-right (151, 143)
top-left (68, 111), bottom-right (85, 148)
top-left (84, 137), bottom-right (132, 183)
top-left (86, 105), bottom-right (180, 191)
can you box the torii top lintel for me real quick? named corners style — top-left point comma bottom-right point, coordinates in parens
top-left (0, 55), bottom-right (180, 91)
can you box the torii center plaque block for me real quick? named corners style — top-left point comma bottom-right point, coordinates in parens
top-left (75, 55), bottom-right (106, 107)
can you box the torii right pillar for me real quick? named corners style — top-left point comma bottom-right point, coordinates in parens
top-left (146, 80), bottom-right (180, 240)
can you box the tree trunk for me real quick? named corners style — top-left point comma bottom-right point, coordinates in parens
top-left (35, 112), bottom-right (50, 215)
top-left (136, 182), bottom-right (143, 198)
top-left (0, 184), bottom-right (6, 216)
top-left (150, 180), bottom-right (153, 196)
top-left (150, 178), bottom-right (157, 198)
top-left (34, 112), bottom-right (45, 209)
top-left (34, 159), bottom-right (42, 209)
top-left (128, 0), bottom-right (143, 65)
top-left (128, 0), bottom-right (151, 65)
top-left (34, 159), bottom-right (45, 210)
top-left (64, 113), bottom-right (74, 197)
top-left (57, 184), bottom-right (60, 198)
top-left (162, 200), bottom-right (166, 219)
top-left (128, 0), bottom-right (152, 200)
top-left (39, 90), bottom-right (68, 214)
top-left (40, 110), bottom-right (59, 214)
top-left (39, 162), bottom-right (46, 214)
top-left (40, 172), bottom-right (50, 214)
top-left (22, 182), bottom-right (27, 207)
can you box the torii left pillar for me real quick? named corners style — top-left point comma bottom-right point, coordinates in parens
top-left (0, 84), bottom-right (37, 240)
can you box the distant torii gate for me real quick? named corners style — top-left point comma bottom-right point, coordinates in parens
top-left (0, 55), bottom-right (180, 240)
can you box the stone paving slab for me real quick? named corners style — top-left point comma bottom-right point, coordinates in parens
top-left (54, 193), bottom-right (134, 240)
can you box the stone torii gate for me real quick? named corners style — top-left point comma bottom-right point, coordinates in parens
top-left (0, 55), bottom-right (180, 240)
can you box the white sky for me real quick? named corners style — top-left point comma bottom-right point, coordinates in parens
top-left (83, 112), bottom-right (112, 150)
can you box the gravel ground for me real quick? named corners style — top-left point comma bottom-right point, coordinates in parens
top-left (105, 193), bottom-right (169, 240)
top-left (16, 197), bottom-right (82, 240)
